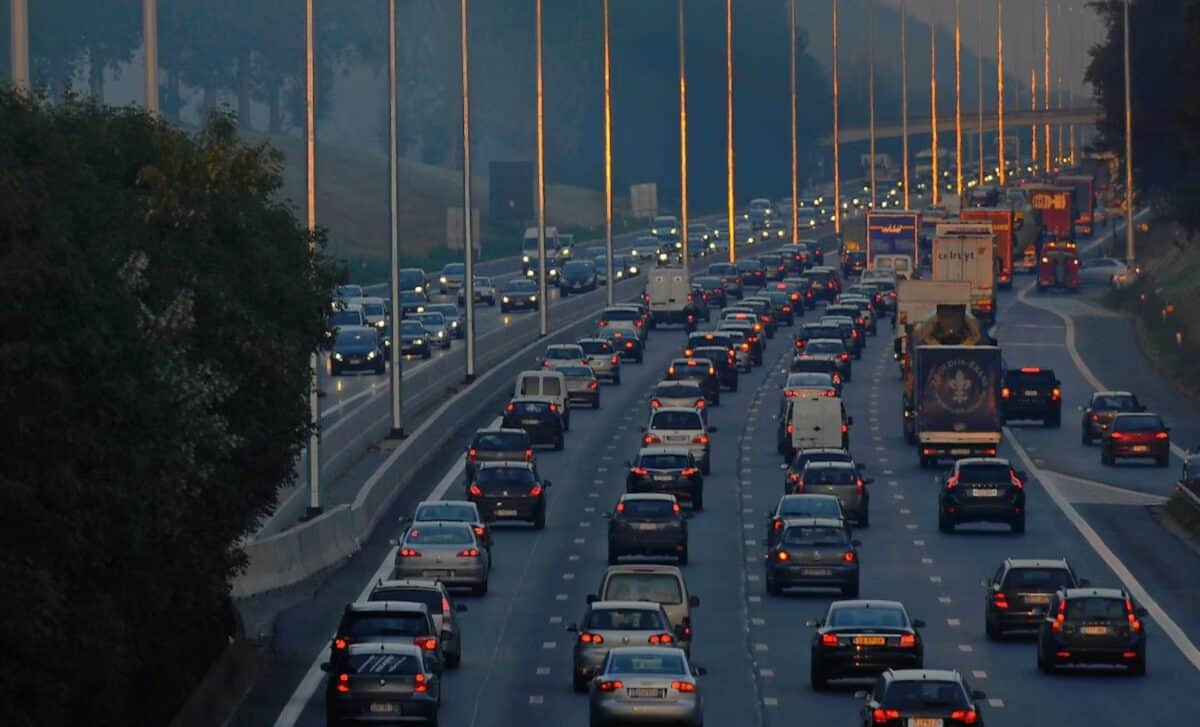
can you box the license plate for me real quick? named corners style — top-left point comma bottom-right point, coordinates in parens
top-left (627, 687), bottom-right (665, 698)
top-left (494, 509), bottom-right (518, 517)
top-left (522, 419), bottom-right (541, 426)
top-left (801, 568), bottom-right (832, 576)
top-left (1081, 625), bottom-right (1109, 635)
top-left (635, 523), bottom-right (662, 531)
top-left (950, 448), bottom-right (971, 455)
top-left (1024, 389), bottom-right (1039, 396)
top-left (655, 475), bottom-right (676, 482)
top-left (1025, 594), bottom-right (1051, 604)
top-left (349, 358), bottom-right (362, 364)
top-left (369, 703), bottom-right (397, 714)
top-left (972, 488), bottom-right (1000, 497)
top-left (1131, 445), bottom-right (1149, 453)
top-left (854, 636), bottom-right (886, 646)
top-left (909, 720), bottom-right (942, 727)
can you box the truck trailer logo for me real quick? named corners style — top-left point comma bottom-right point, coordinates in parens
top-left (1031, 192), bottom-right (1068, 210)
top-left (928, 358), bottom-right (988, 414)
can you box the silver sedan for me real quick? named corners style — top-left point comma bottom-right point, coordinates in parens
top-left (414, 312), bottom-right (452, 349)
top-left (588, 647), bottom-right (704, 727)
top-left (392, 521), bottom-right (491, 595)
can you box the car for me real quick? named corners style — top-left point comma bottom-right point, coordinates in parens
top-left (650, 381), bottom-right (708, 414)
top-left (857, 668), bottom-right (988, 727)
top-left (567, 601), bottom-right (684, 693)
top-left (784, 276), bottom-right (817, 309)
top-left (500, 280), bottom-right (539, 313)
top-left (806, 266), bottom-right (842, 301)
top-left (718, 329), bottom-right (754, 372)
top-left (465, 428), bottom-right (533, 482)
top-left (794, 322), bottom-right (851, 354)
top-left (688, 222), bottom-right (714, 245)
top-left (734, 259), bottom-right (767, 288)
top-left (423, 303), bottom-right (464, 339)
top-left (437, 262), bottom-right (465, 294)
top-left (643, 407), bottom-right (716, 475)
top-left (802, 339), bottom-right (853, 380)
top-left (1000, 367), bottom-right (1062, 426)
top-left (1080, 390), bottom-right (1144, 444)
top-left (459, 275), bottom-right (497, 306)
top-left (1036, 587), bottom-right (1148, 675)
top-left (983, 558), bottom-right (1086, 639)
top-left (716, 320), bottom-right (762, 365)
top-left (587, 647), bottom-right (703, 726)
top-left (734, 219), bottom-right (756, 247)
top-left (1101, 411), bottom-right (1171, 466)
top-left (683, 331), bottom-right (735, 358)
top-left (541, 343), bottom-right (588, 370)
top-left (691, 275), bottom-right (727, 307)
top-left (764, 517), bottom-right (861, 597)
top-left (765, 494), bottom-right (847, 546)
top-left (735, 297), bottom-right (778, 337)
top-left (632, 235), bottom-right (662, 261)
top-left (559, 260), bottom-right (599, 295)
top-left (793, 461), bottom-right (873, 526)
top-left (393, 520), bottom-right (491, 595)
top-left (329, 601), bottom-right (443, 673)
top-left (820, 315), bottom-right (864, 358)
top-left (788, 354), bottom-right (843, 384)
top-left (559, 364), bottom-right (601, 409)
top-left (808, 600), bottom-right (926, 690)
top-left (413, 312), bottom-right (452, 349)
top-left (358, 297), bottom-right (389, 331)
top-left (577, 338), bottom-right (622, 383)
top-left (781, 243), bottom-right (812, 272)
top-left (1078, 256), bottom-right (1129, 285)
top-left (370, 579), bottom-right (469, 667)
top-left (651, 215), bottom-right (680, 240)
top-left (615, 253), bottom-right (641, 278)
top-left (837, 295), bottom-right (877, 334)
top-left (398, 267), bottom-right (428, 295)
top-left (626, 446), bottom-right (704, 510)
top-left (467, 461), bottom-right (552, 529)
top-left (409, 499), bottom-right (493, 553)
top-left (757, 290), bottom-right (798, 326)
top-left (588, 565), bottom-right (700, 654)
top-left (398, 290), bottom-right (429, 318)
top-left (523, 257), bottom-right (559, 282)
top-left (665, 358), bottom-right (721, 405)
top-left (782, 371), bottom-right (841, 400)
top-left (597, 327), bottom-right (644, 363)
top-left (322, 643), bottom-right (440, 726)
top-left (938, 457), bottom-right (1028, 534)
top-left (325, 306), bottom-right (365, 347)
top-left (501, 397), bottom-right (564, 450)
top-left (605, 493), bottom-right (690, 565)
top-left (759, 253), bottom-right (787, 281)
top-left (824, 304), bottom-right (869, 340)
top-left (692, 345), bottom-right (739, 391)
top-left (333, 283), bottom-right (365, 306)
top-left (330, 326), bottom-right (387, 375)
top-left (722, 308), bottom-right (767, 340)
top-left (397, 320), bottom-right (432, 358)
top-left (598, 305), bottom-right (649, 342)
top-left (707, 262), bottom-right (744, 299)
top-left (515, 370), bottom-right (571, 431)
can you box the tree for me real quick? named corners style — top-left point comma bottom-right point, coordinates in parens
top-left (1086, 0), bottom-right (1200, 233)
top-left (0, 89), bottom-right (337, 726)
top-left (26, 0), bottom-right (141, 100)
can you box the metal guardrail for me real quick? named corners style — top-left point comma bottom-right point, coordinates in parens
top-left (1175, 480), bottom-right (1200, 512)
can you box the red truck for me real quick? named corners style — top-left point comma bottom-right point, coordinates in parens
top-left (1036, 240), bottom-right (1081, 292)
top-left (1055, 174), bottom-right (1096, 236)
top-left (959, 208), bottom-right (1016, 290)
top-left (1024, 183), bottom-right (1076, 241)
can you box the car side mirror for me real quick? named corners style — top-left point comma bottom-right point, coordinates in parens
top-left (566, 623), bottom-right (579, 633)
top-left (673, 624), bottom-right (688, 640)
top-left (851, 539), bottom-right (862, 547)
top-left (854, 690), bottom-right (869, 699)
top-left (688, 595), bottom-right (701, 607)
top-left (804, 618), bottom-right (821, 628)
top-left (543, 480), bottom-right (553, 488)
top-left (971, 689), bottom-right (987, 701)
top-left (693, 665), bottom-right (708, 677)
top-left (911, 619), bottom-right (926, 628)
top-left (586, 594), bottom-right (597, 604)
top-left (320, 662), bottom-right (332, 672)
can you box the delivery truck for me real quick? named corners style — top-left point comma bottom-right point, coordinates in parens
top-left (1054, 174), bottom-right (1096, 237)
top-left (914, 344), bottom-right (1003, 468)
top-left (866, 211), bottom-right (920, 269)
top-left (959, 208), bottom-right (1016, 289)
top-left (932, 224), bottom-right (997, 324)
top-left (1025, 184), bottom-right (1076, 241)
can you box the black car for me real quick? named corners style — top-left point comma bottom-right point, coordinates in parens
top-left (734, 298), bottom-right (778, 337)
top-left (707, 262), bottom-right (743, 299)
top-left (683, 331), bottom-right (735, 358)
top-left (626, 447), bottom-right (704, 509)
top-left (718, 321), bottom-right (763, 365)
top-left (465, 428), bottom-right (533, 482)
top-left (323, 643), bottom-right (440, 726)
top-left (330, 326), bottom-right (387, 375)
top-left (1101, 412), bottom-right (1172, 467)
top-left (558, 260), bottom-right (598, 296)
top-left (784, 448), bottom-right (861, 493)
top-left (824, 304), bottom-right (869, 338)
top-left (857, 669), bottom-right (987, 727)
top-left (328, 601), bottom-right (441, 672)
top-left (325, 308), bottom-right (365, 348)
top-left (599, 328), bottom-right (643, 364)
top-left (397, 320), bottom-right (433, 359)
top-left (501, 397), bottom-right (564, 450)
top-left (788, 354), bottom-right (842, 382)
top-left (398, 290), bottom-right (429, 318)
top-left (735, 259), bottom-right (767, 288)
top-left (468, 462), bottom-right (551, 529)
top-left (397, 267), bottom-right (428, 295)
top-left (666, 358), bottom-right (721, 405)
top-left (808, 600), bottom-right (926, 691)
top-left (781, 243), bottom-right (811, 272)
top-left (691, 275), bottom-right (728, 307)
top-left (794, 323), bottom-right (850, 354)
top-left (693, 345), bottom-right (738, 391)
top-left (984, 558), bottom-right (1086, 639)
top-left (759, 253), bottom-right (787, 281)
top-left (938, 458), bottom-right (1027, 534)
top-left (794, 461), bottom-right (873, 527)
top-left (806, 267), bottom-right (841, 301)
top-left (1080, 390), bottom-right (1144, 444)
top-left (1000, 367), bottom-right (1062, 426)
top-left (820, 316), bottom-right (864, 358)
top-left (1037, 587), bottom-right (1147, 675)
top-left (765, 494), bottom-right (847, 547)
top-left (500, 280), bottom-right (540, 313)
top-left (802, 339), bottom-right (852, 381)
top-left (842, 250), bottom-right (868, 276)
top-left (759, 290), bottom-right (798, 326)
top-left (605, 493), bottom-right (689, 564)
top-left (764, 517), bottom-right (861, 597)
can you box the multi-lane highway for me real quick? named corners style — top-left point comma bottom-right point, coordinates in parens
top-left (233, 226), bottom-right (1200, 726)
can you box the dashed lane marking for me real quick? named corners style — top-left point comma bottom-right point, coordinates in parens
top-left (988, 698), bottom-right (1005, 708)
top-left (562, 573), bottom-right (575, 580)
top-left (972, 670), bottom-right (988, 679)
top-left (759, 668), bottom-right (775, 677)
top-left (542, 642), bottom-right (556, 649)
top-left (555, 594), bottom-right (568, 601)
top-left (573, 537), bottom-right (586, 544)
top-left (947, 619), bottom-right (961, 627)
top-left (536, 667), bottom-right (550, 676)
top-left (929, 576), bottom-right (942, 583)
top-left (529, 696), bottom-right (544, 705)
top-left (548, 616), bottom-right (562, 624)
top-left (939, 597), bottom-right (953, 604)
top-left (958, 644), bottom-right (974, 652)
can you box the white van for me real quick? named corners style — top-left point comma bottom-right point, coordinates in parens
top-left (777, 396), bottom-right (851, 461)
top-left (515, 370), bottom-right (570, 430)
top-left (646, 268), bottom-right (694, 329)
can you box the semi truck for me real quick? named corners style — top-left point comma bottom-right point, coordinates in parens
top-left (959, 208), bottom-right (1016, 290)
top-left (893, 279), bottom-right (973, 375)
top-left (1024, 184), bottom-right (1076, 241)
top-left (1054, 174), bottom-right (1096, 237)
top-left (1036, 240), bottom-right (1082, 292)
top-left (914, 342), bottom-right (1003, 468)
top-left (932, 223), bottom-right (997, 324)
top-left (866, 211), bottom-right (920, 270)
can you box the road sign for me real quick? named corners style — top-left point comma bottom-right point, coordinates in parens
top-left (630, 183), bottom-right (658, 219)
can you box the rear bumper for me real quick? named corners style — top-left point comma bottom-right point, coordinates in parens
top-left (813, 648), bottom-right (922, 678)
top-left (1105, 442), bottom-right (1169, 458)
top-left (766, 562), bottom-right (858, 588)
top-left (1003, 400), bottom-right (1059, 419)
top-left (609, 529), bottom-right (687, 554)
top-left (919, 442), bottom-right (1000, 459)
top-left (941, 494), bottom-right (1025, 523)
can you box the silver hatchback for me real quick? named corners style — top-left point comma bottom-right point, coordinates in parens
top-left (567, 600), bottom-right (682, 692)
top-left (588, 647), bottom-right (704, 727)
top-left (393, 521), bottom-right (491, 595)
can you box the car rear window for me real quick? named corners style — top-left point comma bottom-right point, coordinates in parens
top-left (1092, 394), bottom-right (1137, 410)
top-left (639, 454), bottom-right (692, 469)
top-left (650, 411), bottom-right (703, 430)
top-left (735, 260), bottom-right (764, 272)
top-left (782, 525), bottom-right (847, 546)
top-left (344, 613), bottom-right (430, 639)
top-left (405, 523), bottom-right (473, 545)
top-left (779, 497), bottom-right (842, 519)
top-left (559, 366), bottom-right (595, 378)
top-left (1007, 369), bottom-right (1057, 384)
top-left (586, 608), bottom-right (667, 631)
top-left (695, 348), bottom-right (730, 364)
top-left (1112, 415), bottom-right (1164, 431)
top-left (476, 467), bottom-right (536, 489)
top-left (787, 373), bottom-right (834, 388)
top-left (414, 503), bottom-right (476, 522)
top-left (805, 340), bottom-right (845, 355)
top-left (509, 400), bottom-right (550, 415)
top-left (474, 432), bottom-right (527, 451)
top-left (547, 347), bottom-right (582, 359)
top-left (801, 466), bottom-right (856, 484)
top-left (1065, 597), bottom-right (1127, 621)
top-left (791, 359), bottom-right (838, 374)
top-left (607, 652), bottom-right (686, 675)
top-left (956, 464), bottom-right (1013, 483)
top-left (602, 309), bottom-right (640, 321)
top-left (693, 276), bottom-right (720, 287)
top-left (619, 499), bottom-right (677, 518)
top-left (330, 310), bottom-right (362, 326)
top-left (370, 589), bottom-right (444, 614)
top-left (656, 384), bottom-right (702, 398)
top-left (346, 652), bottom-right (421, 675)
top-left (672, 363), bottom-right (711, 376)
top-left (1003, 568), bottom-right (1075, 590)
top-left (828, 606), bottom-right (907, 628)
top-left (580, 341), bottom-right (613, 355)
top-left (604, 574), bottom-right (684, 605)
top-left (883, 681), bottom-right (968, 709)
top-left (709, 264), bottom-right (736, 276)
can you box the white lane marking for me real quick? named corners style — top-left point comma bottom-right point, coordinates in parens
top-left (548, 616), bottom-right (562, 624)
top-left (958, 644), bottom-right (974, 652)
top-left (947, 618), bottom-right (961, 627)
top-left (536, 667), bottom-right (550, 675)
top-left (754, 643), bottom-right (769, 652)
top-left (529, 695), bottom-right (544, 705)
top-left (568, 554), bottom-right (580, 562)
top-left (759, 668), bottom-right (775, 677)
top-left (1006, 427), bottom-right (1200, 673)
top-left (921, 557), bottom-right (932, 564)
top-left (542, 642), bottom-right (556, 649)
top-left (929, 576), bottom-right (942, 583)
top-left (562, 573), bottom-right (575, 580)
top-left (751, 617), bottom-right (766, 626)
top-left (574, 537), bottom-right (586, 544)
top-left (763, 697), bottom-right (779, 707)
top-left (972, 670), bottom-right (988, 679)
top-left (745, 539), bottom-right (758, 546)
top-left (939, 597), bottom-right (953, 604)
top-left (747, 574), bottom-right (761, 582)
top-left (744, 523), bottom-right (755, 530)
top-left (913, 539), bottom-right (925, 546)
top-left (988, 699), bottom-right (1005, 708)
top-left (555, 594), bottom-right (568, 601)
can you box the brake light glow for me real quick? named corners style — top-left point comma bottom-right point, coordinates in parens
top-left (333, 637), bottom-right (348, 650)
top-left (1154, 431), bottom-right (1169, 440)
top-left (597, 679), bottom-right (623, 691)
top-left (1010, 471), bottom-right (1024, 489)
top-left (467, 448), bottom-right (478, 462)
top-left (1109, 431), bottom-right (1124, 440)
top-left (856, 479), bottom-right (864, 492)
top-left (872, 708), bottom-right (900, 723)
top-left (413, 672), bottom-right (429, 693)
top-left (839, 353), bottom-right (849, 361)
top-left (695, 400), bottom-right (706, 409)
top-left (468, 484), bottom-right (482, 497)
top-left (643, 434), bottom-right (662, 444)
top-left (1020, 367), bottom-right (1042, 373)
top-left (843, 551), bottom-right (857, 563)
top-left (648, 632), bottom-right (674, 645)
top-left (457, 548), bottom-right (480, 558)
top-left (786, 424), bottom-right (794, 434)
top-left (1051, 387), bottom-right (1061, 400)
top-left (681, 467), bottom-right (698, 476)
top-left (579, 632), bottom-right (605, 644)
top-left (945, 474), bottom-right (960, 490)
top-left (548, 403), bottom-right (558, 413)
top-left (820, 633), bottom-right (839, 647)
top-left (671, 680), bottom-right (696, 692)
top-left (529, 484), bottom-right (543, 497)
top-left (626, 341), bottom-right (634, 349)
top-left (413, 637), bottom-right (438, 651)
top-left (525, 448), bottom-right (534, 462)
top-left (841, 423), bottom-right (848, 433)
top-left (611, 354), bottom-right (620, 365)
top-left (1001, 386), bottom-right (1011, 399)
top-left (473, 526), bottom-right (485, 537)
top-left (1126, 598), bottom-right (1142, 631)
top-left (541, 360), bottom-right (550, 368)
top-left (589, 381), bottom-right (599, 390)
top-left (741, 343), bottom-right (751, 352)
top-left (1051, 598), bottom-right (1067, 632)
top-left (899, 633), bottom-right (917, 648)
top-left (506, 402), bottom-right (516, 412)
top-left (692, 434), bottom-right (709, 445)
top-left (668, 366), bottom-right (676, 376)
top-left (336, 673), bottom-right (351, 693)
top-left (775, 550), bottom-right (790, 561)
top-left (951, 709), bottom-right (979, 724)
top-left (992, 592), bottom-right (1009, 610)
top-left (772, 519), bottom-right (784, 531)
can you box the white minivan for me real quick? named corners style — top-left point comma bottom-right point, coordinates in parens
top-left (646, 268), bottom-right (695, 329)
top-left (515, 370), bottom-right (570, 430)
top-left (776, 395), bottom-right (852, 461)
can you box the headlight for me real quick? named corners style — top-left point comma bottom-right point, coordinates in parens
top-left (436, 330), bottom-right (445, 338)
top-left (416, 306), bottom-right (425, 313)
top-left (529, 295), bottom-right (538, 301)
top-left (414, 338), bottom-right (424, 345)
top-left (333, 352), bottom-right (344, 361)
top-left (367, 350), bottom-right (377, 360)
top-left (629, 266), bottom-right (639, 274)
top-left (651, 228), bottom-right (659, 235)
top-left (526, 270), bottom-right (535, 278)
top-left (439, 276), bottom-right (448, 284)
top-left (561, 248), bottom-right (571, 257)
top-left (450, 320), bottom-right (459, 328)
top-left (375, 319), bottom-right (386, 328)
top-left (616, 271), bottom-right (624, 279)
top-left (502, 296), bottom-right (511, 303)
top-left (671, 227), bottom-right (678, 234)
top-left (675, 241), bottom-right (683, 249)
top-left (414, 285), bottom-right (424, 294)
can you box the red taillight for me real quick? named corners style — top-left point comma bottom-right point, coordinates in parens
top-left (681, 467), bottom-right (698, 476)
top-left (598, 320), bottom-right (608, 327)
top-left (579, 632), bottom-right (605, 644)
top-left (1051, 387), bottom-right (1061, 400)
top-left (472, 525), bottom-right (485, 537)
top-left (597, 679), bottom-right (622, 691)
top-left (782, 305), bottom-right (792, 313)
top-left (851, 330), bottom-right (859, 338)
top-left (841, 423), bottom-right (848, 433)
top-left (506, 402), bottom-right (516, 412)
top-left (775, 550), bottom-right (790, 561)
top-left (643, 435), bottom-right (662, 444)
top-left (695, 399), bottom-right (706, 409)
top-left (807, 291), bottom-right (814, 298)
top-left (413, 673), bottom-right (429, 694)
top-left (748, 335), bottom-right (759, 343)
top-left (626, 341), bottom-right (634, 349)
top-left (856, 479), bottom-right (864, 492)
top-left (525, 448), bottom-right (534, 462)
top-left (1089, 412), bottom-right (1100, 421)
top-left (1051, 598), bottom-right (1067, 632)
top-left (772, 519), bottom-right (784, 531)
top-left (823, 389), bottom-right (837, 397)
top-left (1001, 387), bottom-right (1011, 399)
top-left (611, 355), bottom-right (620, 365)
top-left (786, 424), bottom-right (794, 434)
top-left (671, 680), bottom-right (696, 693)
top-left (400, 547), bottom-right (421, 557)
top-left (1109, 431), bottom-right (1124, 440)
top-left (795, 340), bottom-right (805, 349)
top-left (741, 343), bottom-right (751, 352)
top-left (839, 353), bottom-right (849, 361)
top-left (632, 466), bottom-right (649, 476)
top-left (457, 548), bottom-right (480, 558)
top-left (467, 448), bottom-right (478, 462)
top-left (692, 434), bottom-right (710, 445)
top-left (333, 637), bottom-right (348, 651)
top-left (992, 592), bottom-right (1010, 610)
top-left (634, 320), bottom-right (644, 327)
top-left (951, 709), bottom-right (979, 724)
top-left (650, 398), bottom-right (662, 409)
top-left (1020, 366), bottom-right (1042, 373)
top-left (945, 474), bottom-right (960, 490)
top-left (843, 551), bottom-right (857, 563)
top-left (820, 633), bottom-right (840, 647)
top-left (589, 381), bottom-right (599, 390)
top-left (668, 366), bottom-right (677, 376)
top-left (760, 315), bottom-right (771, 323)
top-left (784, 390), bottom-right (798, 398)
top-left (549, 403), bottom-right (558, 413)
top-left (469, 484), bottom-right (482, 497)
top-left (616, 502), bottom-right (625, 513)
top-left (648, 632), bottom-right (674, 645)
top-left (1010, 471), bottom-right (1024, 489)
top-left (336, 672), bottom-right (351, 693)
top-left (529, 484), bottom-right (544, 497)
top-left (672, 502), bottom-right (681, 513)
top-left (443, 596), bottom-right (452, 614)
top-left (1126, 598), bottom-right (1142, 631)
top-left (899, 633), bottom-right (918, 648)
top-left (542, 360), bottom-right (550, 368)
top-left (872, 708), bottom-right (901, 723)
top-left (1154, 431), bottom-right (1169, 440)
top-left (414, 637), bottom-right (438, 651)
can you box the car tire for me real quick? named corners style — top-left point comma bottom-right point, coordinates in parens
top-left (858, 510), bottom-right (869, 528)
top-left (810, 665), bottom-right (828, 691)
top-left (1011, 515), bottom-right (1026, 534)
top-left (730, 378), bottom-right (739, 392)
top-left (919, 454), bottom-right (933, 469)
top-left (474, 579), bottom-right (489, 596)
top-left (591, 397), bottom-right (600, 410)
top-left (1130, 652), bottom-right (1147, 676)
top-left (533, 509), bottom-right (546, 530)
top-left (446, 649), bottom-right (461, 668)
top-left (701, 460), bottom-right (711, 476)
top-left (938, 511), bottom-right (954, 533)
top-left (712, 392), bottom-right (720, 407)
top-left (842, 582), bottom-right (860, 598)
top-left (563, 413), bottom-right (571, 432)
top-left (553, 433), bottom-right (564, 451)
top-left (766, 576), bottom-right (782, 596)
top-left (1037, 649), bottom-right (1055, 674)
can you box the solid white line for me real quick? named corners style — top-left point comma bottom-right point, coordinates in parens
top-left (1006, 427), bottom-right (1200, 673)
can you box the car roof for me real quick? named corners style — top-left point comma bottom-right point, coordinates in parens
top-left (603, 564), bottom-right (685, 576)
top-left (346, 600), bottom-right (430, 615)
top-left (780, 516), bottom-right (847, 528)
top-left (1112, 411), bottom-right (1160, 420)
top-left (885, 668), bottom-right (963, 683)
top-left (1092, 390), bottom-right (1135, 398)
top-left (778, 493), bottom-right (841, 505)
top-left (651, 406), bottom-right (704, 416)
top-left (618, 493), bottom-right (678, 504)
top-left (637, 446), bottom-right (693, 457)
top-left (795, 448), bottom-right (851, 458)
top-left (801, 461), bottom-right (855, 470)
top-left (374, 578), bottom-right (446, 592)
top-left (830, 599), bottom-right (907, 611)
top-left (474, 427), bottom-right (528, 437)
top-left (577, 337), bottom-right (611, 345)
top-left (955, 457), bottom-right (1011, 468)
top-left (1061, 587), bottom-right (1128, 599)
top-left (509, 396), bottom-right (556, 406)
top-left (547, 343), bottom-right (583, 350)
top-left (656, 380), bottom-right (702, 389)
top-left (346, 642), bottom-right (425, 658)
top-left (590, 600), bottom-right (668, 611)
top-left (603, 646), bottom-right (689, 661)
top-left (476, 461), bottom-right (536, 472)
top-left (1005, 558), bottom-right (1070, 570)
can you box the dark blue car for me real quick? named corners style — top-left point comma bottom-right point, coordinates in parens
top-left (330, 326), bottom-right (386, 375)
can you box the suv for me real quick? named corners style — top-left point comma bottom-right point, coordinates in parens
top-left (938, 458), bottom-right (1028, 534)
top-left (858, 669), bottom-right (988, 726)
top-left (794, 461), bottom-right (873, 527)
top-left (1036, 587), bottom-right (1147, 675)
top-left (329, 601), bottom-right (443, 673)
top-left (501, 398), bottom-right (565, 450)
top-left (465, 428), bottom-right (533, 481)
top-left (693, 345), bottom-right (739, 391)
top-left (625, 447), bottom-right (704, 510)
top-left (765, 494), bottom-right (846, 546)
top-left (588, 565), bottom-right (700, 654)
top-left (983, 558), bottom-right (1086, 639)
top-left (468, 462), bottom-right (551, 529)
top-left (784, 448), bottom-right (862, 494)
top-left (1000, 367), bottom-right (1062, 426)
top-left (370, 579), bottom-right (469, 667)
top-left (707, 262), bottom-right (744, 299)
top-left (604, 493), bottom-right (689, 565)
top-left (666, 358), bottom-right (721, 405)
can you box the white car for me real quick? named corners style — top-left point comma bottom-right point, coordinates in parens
top-left (1079, 257), bottom-right (1129, 286)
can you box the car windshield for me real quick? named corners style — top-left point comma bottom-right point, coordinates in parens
top-left (398, 270), bottom-right (424, 288)
top-left (603, 309), bottom-right (639, 321)
top-left (619, 499), bottom-right (677, 518)
top-left (882, 681), bottom-right (968, 709)
top-left (607, 652), bottom-right (687, 675)
top-left (474, 431), bottom-right (527, 451)
top-left (414, 503), bottom-right (476, 522)
top-left (956, 464), bottom-right (1013, 483)
top-left (564, 262), bottom-right (593, 274)
top-left (475, 277), bottom-right (493, 287)
top-left (586, 608), bottom-right (667, 631)
top-left (639, 454), bottom-right (691, 469)
top-left (735, 260), bottom-right (763, 272)
top-left (634, 237), bottom-right (659, 249)
top-left (806, 340), bottom-right (845, 355)
top-left (330, 310), bottom-right (362, 326)
top-left (400, 292), bottom-right (425, 303)
top-left (400, 321), bottom-right (425, 336)
top-left (345, 652), bottom-right (421, 675)
top-left (1065, 597), bottom-right (1128, 621)
top-left (345, 613), bottom-right (429, 639)
top-left (650, 411), bottom-right (703, 430)
top-left (692, 276), bottom-right (720, 287)
top-left (1093, 394), bottom-right (1138, 410)
top-left (415, 313), bottom-right (445, 326)
top-left (779, 497), bottom-right (842, 519)
top-left (559, 366), bottom-right (594, 378)
top-left (1004, 568), bottom-right (1075, 589)
top-left (546, 347), bottom-right (582, 359)
top-left (781, 525), bottom-right (847, 547)
top-left (828, 606), bottom-right (908, 628)
top-left (787, 373), bottom-right (834, 388)
top-left (428, 304), bottom-right (458, 317)
top-left (1112, 415), bottom-right (1164, 431)
top-left (579, 341), bottom-right (613, 355)
top-left (803, 327), bottom-right (842, 339)
top-left (336, 329), bottom-right (377, 346)
top-left (370, 589), bottom-right (444, 615)
top-left (801, 466), bottom-right (856, 484)
top-left (443, 263), bottom-right (464, 275)
top-left (405, 523), bottom-right (473, 546)
top-left (476, 467), bottom-right (536, 489)
top-left (709, 264), bottom-right (736, 275)
top-left (361, 302), bottom-right (385, 316)
top-left (604, 574), bottom-right (683, 605)
top-left (337, 285), bottom-right (364, 298)
top-left (507, 281), bottom-right (537, 293)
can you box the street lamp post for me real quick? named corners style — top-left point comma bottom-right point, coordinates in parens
top-left (997, 0), bottom-right (1006, 185)
top-left (977, 0), bottom-right (984, 186)
top-left (304, 0), bottom-right (321, 519)
top-left (790, 0), bottom-right (800, 243)
top-left (1122, 0), bottom-right (1134, 263)
top-left (10, 0), bottom-right (29, 91)
top-left (954, 0), bottom-right (962, 202)
top-left (832, 0), bottom-right (842, 234)
top-left (143, 0), bottom-right (158, 114)
top-left (1043, 0), bottom-right (1050, 172)
top-left (679, 0), bottom-right (689, 278)
top-left (726, 0), bottom-right (736, 261)
top-left (930, 0), bottom-right (939, 207)
top-left (901, 0), bottom-right (910, 210)
top-left (603, 0), bottom-right (615, 305)
top-left (461, 0), bottom-right (477, 380)
top-left (868, 0), bottom-right (877, 210)
top-left (535, 0), bottom-right (548, 337)
top-left (387, 0), bottom-right (405, 438)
